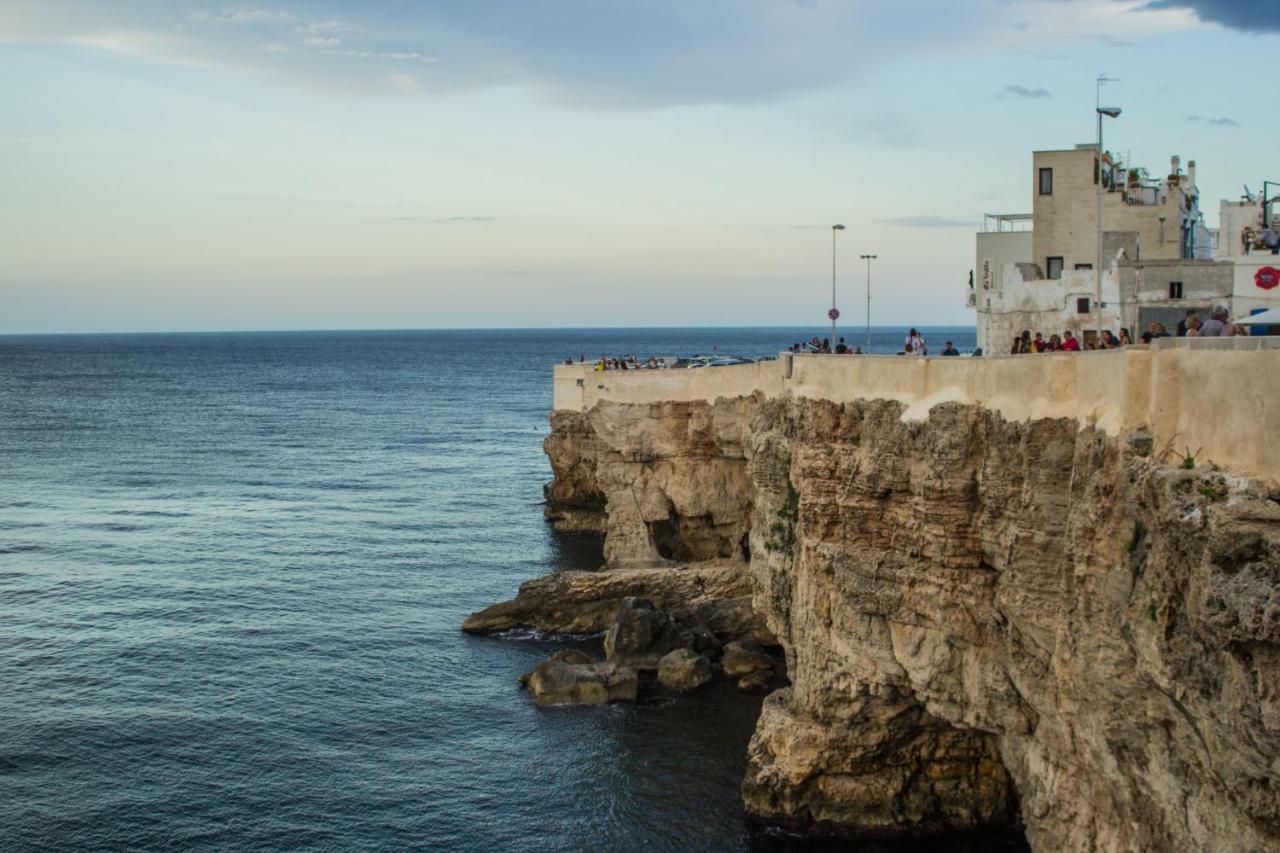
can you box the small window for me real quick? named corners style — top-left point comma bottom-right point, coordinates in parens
top-left (1075, 263), bottom-right (1093, 270)
top-left (1077, 297), bottom-right (1091, 314)
top-left (1039, 167), bottom-right (1054, 195)
top-left (1046, 257), bottom-right (1064, 279)
top-left (1169, 281), bottom-right (1183, 299)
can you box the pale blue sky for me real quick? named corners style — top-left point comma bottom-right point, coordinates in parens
top-left (1, 0), bottom-right (1275, 333)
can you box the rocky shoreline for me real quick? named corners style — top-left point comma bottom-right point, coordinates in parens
top-left (463, 563), bottom-right (786, 705)
top-left (466, 393), bottom-right (1280, 851)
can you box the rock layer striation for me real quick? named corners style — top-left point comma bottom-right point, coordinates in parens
top-left (529, 392), bottom-right (1280, 850)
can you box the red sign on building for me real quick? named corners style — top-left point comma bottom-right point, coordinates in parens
top-left (1257, 266), bottom-right (1280, 290)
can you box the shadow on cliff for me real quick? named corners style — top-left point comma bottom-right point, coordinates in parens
top-left (747, 826), bottom-right (1030, 853)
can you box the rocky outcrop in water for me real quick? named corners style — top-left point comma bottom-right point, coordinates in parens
top-left (523, 658), bottom-right (639, 707)
top-left (520, 392), bottom-right (1280, 851)
top-left (658, 649), bottom-right (714, 692)
top-left (460, 558), bottom-right (771, 644)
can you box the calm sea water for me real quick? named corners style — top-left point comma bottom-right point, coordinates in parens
top-left (2, 327), bottom-right (1028, 853)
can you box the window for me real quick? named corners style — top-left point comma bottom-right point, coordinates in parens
top-left (1039, 167), bottom-right (1053, 195)
top-left (1046, 257), bottom-right (1064, 279)
top-left (1075, 263), bottom-right (1093, 270)
top-left (1169, 281), bottom-right (1183, 299)
top-left (1077, 297), bottom-right (1091, 314)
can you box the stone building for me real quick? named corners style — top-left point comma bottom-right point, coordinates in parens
top-left (968, 143), bottom-right (1279, 352)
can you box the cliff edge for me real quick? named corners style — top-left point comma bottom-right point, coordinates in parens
top-left (527, 388), bottom-right (1280, 851)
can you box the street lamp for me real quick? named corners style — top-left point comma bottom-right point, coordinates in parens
top-left (860, 253), bottom-right (877, 353)
top-left (1095, 76), bottom-right (1122, 345)
top-left (831, 224), bottom-right (845, 347)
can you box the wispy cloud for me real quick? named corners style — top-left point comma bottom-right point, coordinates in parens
top-left (0, 0), bottom-right (1227, 109)
top-left (880, 216), bottom-right (976, 229)
top-left (1000, 84), bottom-right (1051, 99)
top-left (393, 216), bottom-right (496, 223)
top-left (189, 7), bottom-right (294, 25)
top-left (1187, 114), bottom-right (1242, 127)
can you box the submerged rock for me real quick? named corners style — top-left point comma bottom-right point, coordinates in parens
top-left (523, 659), bottom-right (638, 707)
top-left (735, 670), bottom-right (777, 694)
top-left (657, 649), bottom-right (714, 692)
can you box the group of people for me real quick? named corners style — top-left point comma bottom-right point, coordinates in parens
top-left (1167, 306), bottom-right (1251, 338)
top-left (1010, 305), bottom-right (1251, 354)
top-left (1010, 329), bottom-right (1092, 353)
top-left (579, 355), bottom-right (667, 370)
top-left (790, 336), bottom-right (863, 355)
top-left (790, 331), bottom-right (963, 357)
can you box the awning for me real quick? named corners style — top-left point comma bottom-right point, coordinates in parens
top-left (1235, 307), bottom-right (1280, 325)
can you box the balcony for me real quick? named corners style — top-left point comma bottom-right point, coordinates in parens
top-left (982, 213), bottom-right (1033, 233)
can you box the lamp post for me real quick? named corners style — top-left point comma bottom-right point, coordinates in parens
top-left (860, 253), bottom-right (877, 353)
top-left (831, 224), bottom-right (845, 346)
top-left (1095, 74), bottom-right (1121, 346)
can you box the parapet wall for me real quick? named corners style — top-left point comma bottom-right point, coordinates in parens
top-left (553, 336), bottom-right (1280, 484)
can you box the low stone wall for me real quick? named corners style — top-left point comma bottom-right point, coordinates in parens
top-left (553, 337), bottom-right (1280, 484)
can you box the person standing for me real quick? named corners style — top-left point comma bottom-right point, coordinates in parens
top-left (1199, 306), bottom-right (1230, 336)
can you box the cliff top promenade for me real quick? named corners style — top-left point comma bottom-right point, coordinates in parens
top-left (554, 336), bottom-right (1280, 484)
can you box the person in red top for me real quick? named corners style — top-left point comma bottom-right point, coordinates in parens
top-left (1060, 330), bottom-right (1081, 351)
top-left (1032, 332), bottom-right (1047, 352)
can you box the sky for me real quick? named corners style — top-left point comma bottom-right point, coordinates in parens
top-left (1, 0), bottom-right (1276, 333)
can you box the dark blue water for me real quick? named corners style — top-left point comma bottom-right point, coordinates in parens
top-left (2, 327), bottom-right (1023, 853)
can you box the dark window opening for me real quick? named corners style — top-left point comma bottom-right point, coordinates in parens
top-left (1075, 263), bottom-right (1093, 270)
top-left (1039, 167), bottom-right (1054, 195)
top-left (1169, 281), bottom-right (1183, 299)
top-left (1046, 257), bottom-right (1064, 280)
top-left (1077, 297), bottom-right (1091, 314)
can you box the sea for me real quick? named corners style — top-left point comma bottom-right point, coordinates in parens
top-left (1, 327), bottom-right (1032, 852)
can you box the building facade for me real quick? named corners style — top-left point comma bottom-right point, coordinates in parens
top-left (970, 144), bottom-right (1277, 352)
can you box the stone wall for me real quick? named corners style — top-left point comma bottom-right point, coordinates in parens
top-left (555, 341), bottom-right (1280, 485)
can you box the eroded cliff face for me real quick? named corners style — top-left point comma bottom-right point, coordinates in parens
top-left (544, 399), bottom-right (758, 568)
top-left (540, 393), bottom-right (1280, 851)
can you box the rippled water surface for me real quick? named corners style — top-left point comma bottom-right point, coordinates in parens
top-left (2, 328), bottom-right (1030, 852)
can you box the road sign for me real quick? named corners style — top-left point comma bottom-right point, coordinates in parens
top-left (827, 308), bottom-right (840, 321)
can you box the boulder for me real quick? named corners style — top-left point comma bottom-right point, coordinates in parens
top-left (722, 638), bottom-right (777, 678)
top-left (603, 597), bottom-right (694, 669)
top-left (523, 660), bottom-right (638, 707)
top-left (658, 649), bottom-right (714, 692)
top-left (737, 670), bottom-right (775, 694)
top-left (549, 648), bottom-right (595, 665)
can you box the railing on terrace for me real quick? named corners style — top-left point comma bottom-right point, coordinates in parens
top-left (982, 213), bottom-right (1033, 233)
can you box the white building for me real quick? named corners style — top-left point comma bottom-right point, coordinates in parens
top-left (969, 146), bottom-right (1280, 351)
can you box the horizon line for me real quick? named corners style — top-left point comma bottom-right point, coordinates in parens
top-left (0, 322), bottom-right (980, 338)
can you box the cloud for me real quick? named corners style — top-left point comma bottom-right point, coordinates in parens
top-left (0, 0), bottom-right (1018, 108)
top-left (1000, 84), bottom-right (1051, 99)
top-left (880, 216), bottom-right (976, 229)
top-left (386, 71), bottom-right (421, 93)
top-left (189, 7), bottom-right (293, 25)
top-left (1140, 0), bottom-right (1280, 32)
top-left (0, 0), bottom-right (1234, 108)
top-left (1187, 114), bottom-right (1242, 126)
top-left (393, 216), bottom-right (496, 223)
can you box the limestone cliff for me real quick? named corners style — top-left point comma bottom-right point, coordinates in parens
top-left (537, 393), bottom-right (1280, 851)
